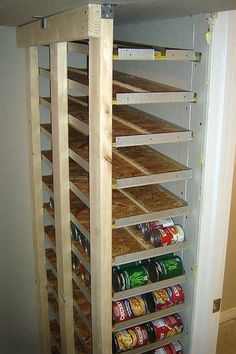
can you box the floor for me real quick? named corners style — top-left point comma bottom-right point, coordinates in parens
top-left (216, 318), bottom-right (236, 354)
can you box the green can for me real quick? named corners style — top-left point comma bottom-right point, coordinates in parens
top-left (147, 255), bottom-right (184, 282)
top-left (113, 264), bottom-right (149, 292)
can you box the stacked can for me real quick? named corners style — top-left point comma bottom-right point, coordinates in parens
top-left (112, 314), bottom-right (183, 353)
top-left (71, 253), bottom-right (91, 287)
top-left (146, 314), bottom-right (183, 342)
top-left (136, 218), bottom-right (174, 239)
top-left (147, 255), bottom-right (184, 282)
top-left (144, 285), bottom-right (184, 312)
top-left (113, 263), bottom-right (149, 292)
top-left (70, 222), bottom-right (90, 256)
top-left (112, 324), bottom-right (149, 353)
top-left (145, 341), bottom-right (183, 354)
top-left (112, 296), bottom-right (148, 324)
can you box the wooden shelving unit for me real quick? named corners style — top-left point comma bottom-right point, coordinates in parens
top-left (17, 4), bottom-right (202, 354)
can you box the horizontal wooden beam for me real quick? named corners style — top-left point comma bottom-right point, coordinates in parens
top-left (17, 4), bottom-right (101, 47)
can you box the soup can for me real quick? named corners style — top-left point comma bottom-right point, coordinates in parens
top-left (112, 299), bottom-right (134, 324)
top-left (136, 219), bottom-right (174, 240)
top-left (112, 325), bottom-right (149, 353)
top-left (146, 314), bottom-right (183, 342)
top-left (144, 285), bottom-right (185, 312)
top-left (113, 265), bottom-right (149, 292)
top-left (147, 341), bottom-right (183, 354)
top-left (149, 225), bottom-right (184, 247)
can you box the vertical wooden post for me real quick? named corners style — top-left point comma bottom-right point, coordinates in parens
top-left (89, 15), bottom-right (113, 354)
top-left (26, 47), bottom-right (51, 354)
top-left (50, 42), bottom-right (75, 354)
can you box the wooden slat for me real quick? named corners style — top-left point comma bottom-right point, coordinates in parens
top-left (25, 47), bottom-right (51, 353)
top-left (50, 42), bottom-right (74, 354)
top-left (89, 17), bottom-right (113, 354)
top-left (17, 4), bottom-right (101, 47)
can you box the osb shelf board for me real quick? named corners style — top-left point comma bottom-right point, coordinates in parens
top-left (68, 40), bottom-right (200, 61)
top-left (50, 320), bottom-right (60, 344)
top-left (50, 319), bottom-right (88, 354)
top-left (74, 312), bottom-right (92, 350)
top-left (67, 67), bottom-right (194, 104)
top-left (40, 96), bottom-right (192, 146)
top-left (43, 174), bottom-right (189, 229)
top-left (46, 248), bottom-right (57, 271)
top-left (43, 165), bottom-right (188, 230)
top-left (48, 292), bottom-right (59, 314)
top-left (41, 125), bottom-right (191, 187)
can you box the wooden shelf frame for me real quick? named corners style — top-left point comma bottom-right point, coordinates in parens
top-left (17, 4), bottom-right (114, 354)
top-left (68, 39), bottom-right (201, 61)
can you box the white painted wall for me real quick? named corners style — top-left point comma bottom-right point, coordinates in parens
top-left (0, 27), bottom-right (40, 353)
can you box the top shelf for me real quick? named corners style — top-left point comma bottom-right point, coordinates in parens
top-left (68, 40), bottom-right (201, 62)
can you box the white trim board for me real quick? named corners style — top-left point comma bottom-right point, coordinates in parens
top-left (190, 10), bottom-right (236, 354)
top-left (220, 307), bottom-right (236, 324)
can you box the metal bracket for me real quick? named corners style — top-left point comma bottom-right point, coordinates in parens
top-left (101, 4), bottom-right (114, 19)
top-left (32, 16), bottom-right (47, 29)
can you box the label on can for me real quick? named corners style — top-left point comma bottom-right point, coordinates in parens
top-left (158, 256), bottom-right (184, 280)
top-left (151, 314), bottom-right (183, 340)
top-left (153, 285), bottom-right (184, 310)
top-left (151, 341), bottom-right (183, 354)
top-left (122, 265), bottom-right (149, 289)
top-left (129, 296), bottom-right (147, 317)
top-left (112, 299), bottom-right (134, 323)
top-left (113, 325), bottom-right (148, 352)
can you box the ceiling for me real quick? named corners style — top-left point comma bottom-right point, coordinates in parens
top-left (0, 0), bottom-right (236, 26)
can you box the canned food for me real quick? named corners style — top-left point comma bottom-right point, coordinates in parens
top-left (49, 196), bottom-right (54, 210)
top-left (146, 314), bottom-right (183, 342)
top-left (112, 299), bottom-right (134, 324)
top-left (129, 296), bottom-right (147, 317)
top-left (147, 341), bottom-right (183, 354)
top-left (70, 222), bottom-right (82, 242)
top-left (149, 225), bottom-right (184, 248)
top-left (147, 255), bottom-right (184, 282)
top-left (136, 219), bottom-right (174, 240)
top-left (113, 325), bottom-right (149, 353)
top-left (113, 265), bottom-right (149, 292)
top-left (144, 285), bottom-right (185, 313)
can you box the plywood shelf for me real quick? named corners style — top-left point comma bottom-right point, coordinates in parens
top-left (40, 96), bottom-right (192, 147)
top-left (42, 173), bottom-right (189, 230)
top-left (40, 67), bottom-right (195, 105)
top-left (41, 123), bottom-right (192, 188)
top-left (68, 40), bottom-right (201, 62)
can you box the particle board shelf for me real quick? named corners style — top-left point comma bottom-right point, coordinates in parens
top-left (42, 173), bottom-right (189, 230)
top-left (39, 67), bottom-right (195, 105)
top-left (125, 333), bottom-right (184, 354)
top-left (50, 319), bottom-right (88, 354)
top-left (41, 124), bottom-right (192, 188)
top-left (40, 96), bottom-right (192, 147)
top-left (68, 40), bottom-right (201, 62)
top-left (113, 303), bottom-right (185, 331)
top-left (113, 275), bottom-right (187, 301)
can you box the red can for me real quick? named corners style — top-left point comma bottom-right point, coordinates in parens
top-left (150, 341), bottom-right (183, 354)
top-left (112, 299), bottom-right (134, 324)
top-left (145, 285), bottom-right (184, 312)
top-left (146, 314), bottom-right (183, 342)
top-left (150, 225), bottom-right (184, 247)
